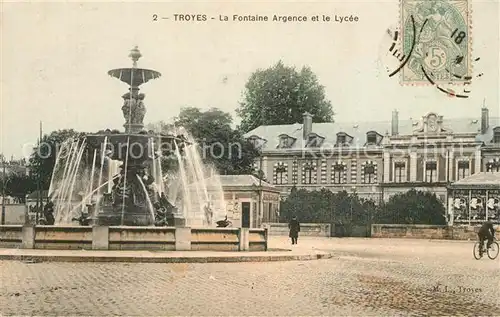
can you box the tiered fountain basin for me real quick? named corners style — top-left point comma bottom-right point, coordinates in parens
top-left (75, 131), bottom-right (190, 227)
top-left (0, 225), bottom-right (268, 251)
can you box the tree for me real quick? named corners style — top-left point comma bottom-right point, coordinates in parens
top-left (375, 189), bottom-right (446, 225)
top-left (1, 173), bottom-right (37, 203)
top-left (29, 129), bottom-right (85, 190)
top-left (148, 107), bottom-right (260, 175)
top-left (237, 61), bottom-right (335, 132)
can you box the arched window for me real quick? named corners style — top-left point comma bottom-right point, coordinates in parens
top-left (331, 161), bottom-right (347, 184)
top-left (273, 162), bottom-right (288, 185)
top-left (302, 161), bottom-right (317, 184)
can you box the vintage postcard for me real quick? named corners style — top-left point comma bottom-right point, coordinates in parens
top-left (1, 0), bottom-right (499, 316)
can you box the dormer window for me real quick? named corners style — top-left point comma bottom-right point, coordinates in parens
top-left (280, 137), bottom-right (290, 148)
top-left (337, 134), bottom-right (346, 144)
top-left (247, 135), bottom-right (266, 149)
top-left (306, 133), bottom-right (324, 147)
top-left (366, 131), bottom-right (379, 145)
top-left (493, 127), bottom-right (500, 143)
top-left (336, 132), bottom-right (350, 146)
top-left (277, 134), bottom-right (295, 149)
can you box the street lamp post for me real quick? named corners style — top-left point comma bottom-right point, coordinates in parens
top-left (1, 157), bottom-right (6, 225)
top-left (258, 150), bottom-right (263, 227)
top-left (350, 186), bottom-right (357, 224)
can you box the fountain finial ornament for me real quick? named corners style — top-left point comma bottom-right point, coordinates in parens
top-left (129, 46), bottom-right (142, 67)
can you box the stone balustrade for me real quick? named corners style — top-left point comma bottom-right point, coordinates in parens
top-left (371, 224), bottom-right (500, 240)
top-left (0, 225), bottom-right (268, 251)
top-left (262, 222), bottom-right (331, 237)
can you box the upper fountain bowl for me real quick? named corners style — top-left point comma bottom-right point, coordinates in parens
top-left (107, 68), bottom-right (161, 87)
top-left (108, 46), bottom-right (161, 87)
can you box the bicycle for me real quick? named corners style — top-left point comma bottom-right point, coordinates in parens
top-left (473, 237), bottom-right (499, 260)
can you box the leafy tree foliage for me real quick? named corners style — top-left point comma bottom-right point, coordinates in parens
top-left (375, 189), bottom-right (446, 225)
top-left (237, 61), bottom-right (334, 132)
top-left (148, 107), bottom-right (259, 175)
top-left (29, 129), bottom-right (85, 190)
top-left (0, 173), bottom-right (37, 203)
top-left (279, 188), bottom-right (445, 226)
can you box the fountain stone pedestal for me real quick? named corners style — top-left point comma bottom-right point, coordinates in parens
top-left (96, 206), bottom-right (154, 226)
top-left (171, 216), bottom-right (186, 227)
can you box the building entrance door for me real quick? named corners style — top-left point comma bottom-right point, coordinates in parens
top-left (241, 202), bottom-right (250, 228)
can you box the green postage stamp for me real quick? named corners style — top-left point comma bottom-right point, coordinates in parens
top-left (400, 0), bottom-right (471, 85)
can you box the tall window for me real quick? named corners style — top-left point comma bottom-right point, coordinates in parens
top-left (332, 163), bottom-right (346, 184)
top-left (274, 162), bottom-right (288, 185)
top-left (394, 162), bottom-right (406, 183)
top-left (457, 160), bottom-right (470, 180)
top-left (363, 162), bottom-right (376, 184)
top-left (425, 161), bottom-right (437, 183)
top-left (303, 161), bottom-right (316, 184)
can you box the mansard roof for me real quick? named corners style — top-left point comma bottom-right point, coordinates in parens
top-left (245, 116), bottom-right (498, 151)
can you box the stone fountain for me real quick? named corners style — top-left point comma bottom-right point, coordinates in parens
top-left (47, 47), bottom-right (227, 228)
top-left (82, 46), bottom-right (188, 226)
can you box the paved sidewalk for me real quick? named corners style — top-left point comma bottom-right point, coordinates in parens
top-left (1, 236), bottom-right (498, 316)
top-left (0, 237), bottom-right (333, 263)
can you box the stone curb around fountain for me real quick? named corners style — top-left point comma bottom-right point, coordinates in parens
top-left (0, 249), bottom-right (335, 263)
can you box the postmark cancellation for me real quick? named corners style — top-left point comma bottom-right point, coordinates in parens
top-left (400, 0), bottom-right (471, 85)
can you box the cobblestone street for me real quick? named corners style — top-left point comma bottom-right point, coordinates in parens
top-left (1, 238), bottom-right (499, 316)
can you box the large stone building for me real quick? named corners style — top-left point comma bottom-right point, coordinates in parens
top-left (245, 107), bottom-right (500, 224)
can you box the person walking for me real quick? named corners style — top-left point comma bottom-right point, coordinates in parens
top-left (288, 216), bottom-right (300, 245)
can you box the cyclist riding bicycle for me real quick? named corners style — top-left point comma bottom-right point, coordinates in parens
top-left (478, 220), bottom-right (495, 256)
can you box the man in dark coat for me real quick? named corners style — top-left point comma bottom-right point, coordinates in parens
top-left (288, 216), bottom-right (300, 245)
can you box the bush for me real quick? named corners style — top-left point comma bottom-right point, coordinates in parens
top-left (375, 189), bottom-right (446, 225)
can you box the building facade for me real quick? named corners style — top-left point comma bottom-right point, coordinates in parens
top-left (245, 107), bottom-right (500, 224)
top-left (207, 175), bottom-right (280, 228)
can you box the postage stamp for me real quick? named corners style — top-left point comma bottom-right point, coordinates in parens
top-left (400, 0), bottom-right (471, 85)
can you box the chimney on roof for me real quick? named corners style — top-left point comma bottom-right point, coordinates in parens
top-left (481, 103), bottom-right (489, 134)
top-left (391, 109), bottom-right (399, 136)
top-left (302, 112), bottom-right (313, 139)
